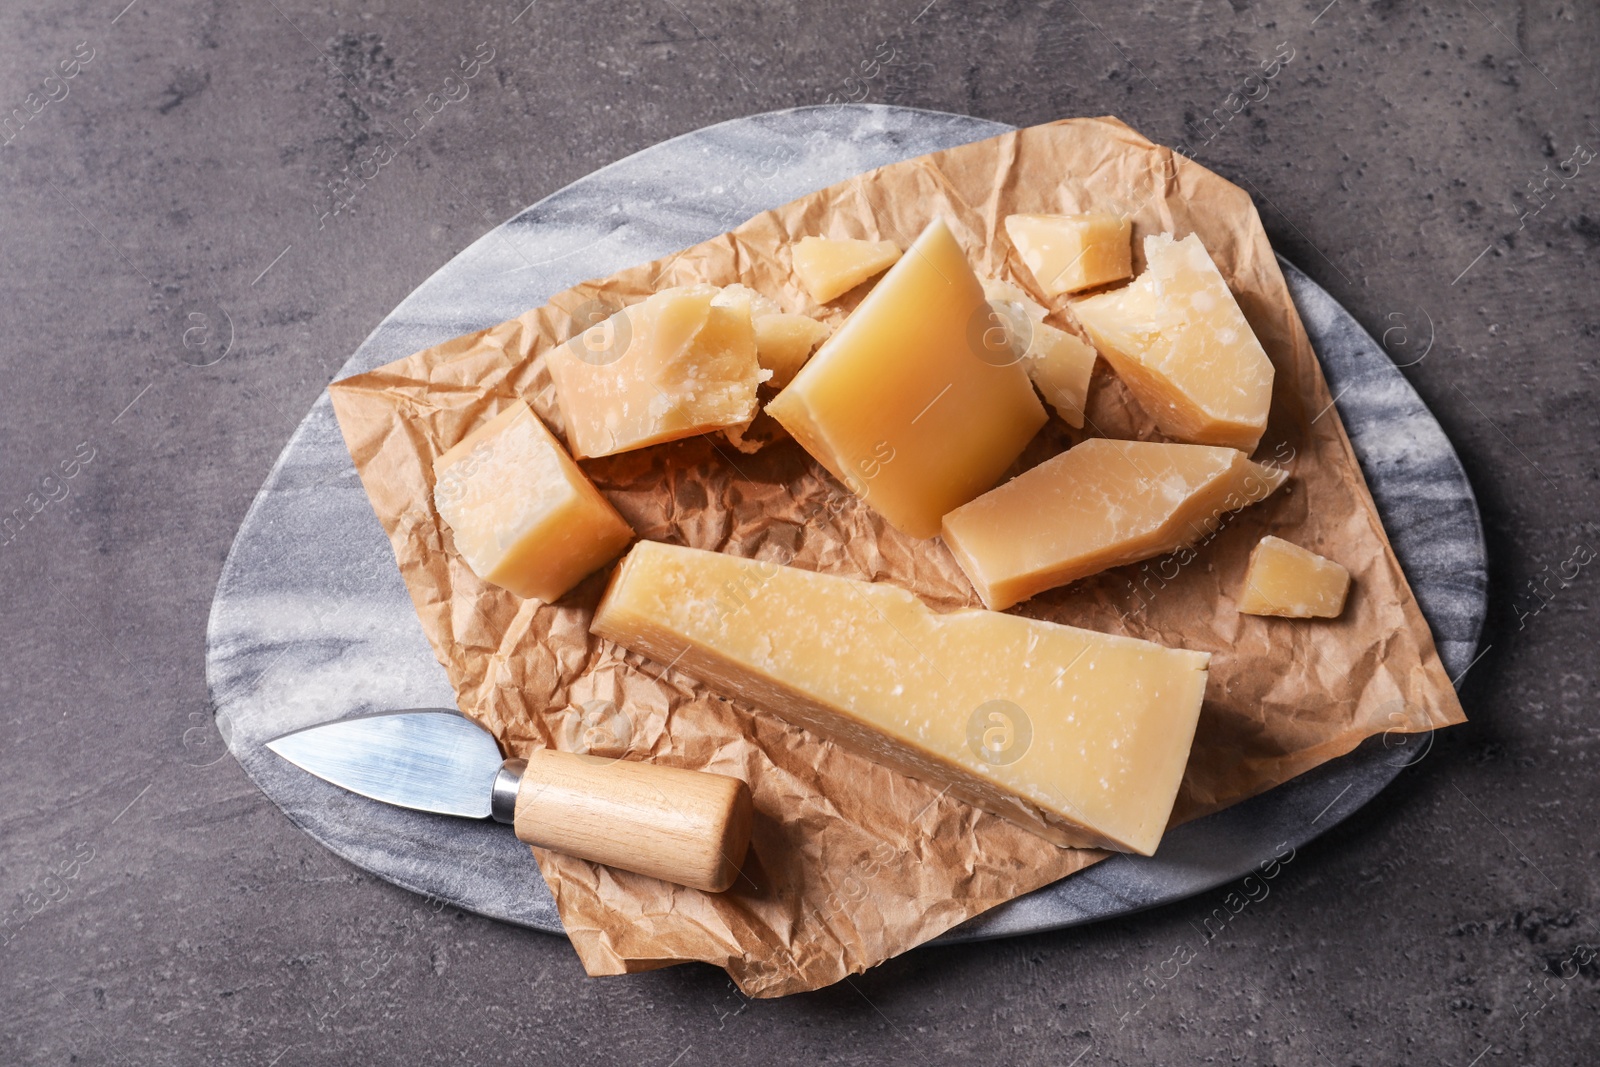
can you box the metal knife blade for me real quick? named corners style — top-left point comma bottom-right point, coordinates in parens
top-left (266, 709), bottom-right (504, 819)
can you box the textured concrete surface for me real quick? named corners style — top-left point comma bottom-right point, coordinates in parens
top-left (1, 1), bottom-right (1596, 1063)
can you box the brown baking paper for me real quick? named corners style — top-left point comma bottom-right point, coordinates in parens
top-left (327, 116), bottom-right (1466, 997)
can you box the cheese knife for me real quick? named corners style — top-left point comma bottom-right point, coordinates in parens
top-left (266, 710), bottom-right (752, 893)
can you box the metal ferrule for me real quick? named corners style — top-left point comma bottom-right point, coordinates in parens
top-left (490, 758), bottom-right (526, 824)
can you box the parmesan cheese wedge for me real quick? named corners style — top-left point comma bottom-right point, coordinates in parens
top-left (1005, 213), bottom-right (1133, 296)
top-left (941, 439), bottom-right (1288, 610)
top-left (432, 401), bottom-right (633, 602)
top-left (1069, 233), bottom-right (1275, 452)
top-left (592, 540), bottom-right (1211, 855)
top-left (791, 236), bottom-right (902, 303)
top-left (982, 279), bottom-right (1096, 429)
top-left (767, 218), bottom-right (1047, 538)
top-left (547, 285), bottom-right (766, 460)
top-left (1238, 536), bottom-right (1351, 618)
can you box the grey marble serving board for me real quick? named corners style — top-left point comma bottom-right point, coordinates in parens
top-left (206, 105), bottom-right (1487, 946)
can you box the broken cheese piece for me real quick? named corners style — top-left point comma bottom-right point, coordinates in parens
top-left (547, 284), bottom-right (765, 460)
top-left (767, 218), bottom-right (1047, 538)
top-left (754, 313), bottom-right (831, 388)
top-left (713, 284), bottom-right (830, 389)
top-left (1005, 213), bottom-right (1133, 296)
top-left (983, 279), bottom-right (1095, 429)
top-left (592, 541), bottom-right (1211, 855)
top-left (432, 401), bottom-right (633, 602)
top-left (1070, 233), bottom-right (1275, 452)
top-left (942, 439), bottom-right (1288, 610)
top-left (1238, 535), bottom-right (1351, 618)
top-left (791, 236), bottom-right (902, 303)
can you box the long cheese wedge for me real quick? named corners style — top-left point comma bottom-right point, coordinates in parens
top-left (767, 218), bottom-right (1047, 538)
top-left (546, 284), bottom-right (765, 459)
top-left (592, 541), bottom-right (1211, 855)
top-left (941, 439), bottom-right (1288, 610)
top-left (432, 401), bottom-right (633, 602)
top-left (1238, 536), bottom-right (1351, 618)
top-left (1070, 233), bottom-right (1275, 452)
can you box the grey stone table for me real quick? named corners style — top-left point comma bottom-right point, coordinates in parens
top-left (206, 105), bottom-right (1487, 944)
top-left (7, 1), bottom-right (1596, 1063)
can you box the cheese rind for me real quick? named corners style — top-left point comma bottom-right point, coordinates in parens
top-left (1070, 233), bottom-right (1275, 452)
top-left (1005, 213), bottom-right (1133, 296)
top-left (791, 237), bottom-right (902, 303)
top-left (546, 285), bottom-right (764, 459)
top-left (592, 541), bottom-right (1211, 855)
top-left (1238, 535), bottom-right (1351, 618)
top-left (432, 401), bottom-right (633, 602)
top-left (767, 218), bottom-right (1048, 538)
top-left (941, 439), bottom-right (1288, 610)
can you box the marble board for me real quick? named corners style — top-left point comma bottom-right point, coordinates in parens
top-left (206, 105), bottom-right (1487, 945)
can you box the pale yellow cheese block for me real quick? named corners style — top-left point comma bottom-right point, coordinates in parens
top-left (432, 401), bottom-right (633, 602)
top-left (1238, 535), bottom-right (1351, 618)
top-left (941, 439), bottom-right (1288, 610)
top-left (547, 284), bottom-right (766, 459)
top-left (1005, 213), bottom-right (1133, 296)
top-left (592, 541), bottom-right (1211, 855)
top-left (767, 218), bottom-right (1048, 538)
top-left (1070, 233), bottom-right (1275, 452)
top-left (790, 236), bottom-right (902, 303)
top-left (981, 279), bottom-right (1096, 429)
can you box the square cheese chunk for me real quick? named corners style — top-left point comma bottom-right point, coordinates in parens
top-left (592, 541), bottom-right (1211, 855)
top-left (1005, 213), bottom-right (1133, 296)
top-left (1070, 233), bottom-right (1275, 452)
top-left (1238, 536), bottom-right (1351, 618)
top-left (546, 284), bottom-right (765, 460)
top-left (432, 401), bottom-right (634, 602)
top-left (791, 237), bottom-right (902, 303)
top-left (941, 439), bottom-right (1288, 610)
top-left (767, 218), bottom-right (1048, 538)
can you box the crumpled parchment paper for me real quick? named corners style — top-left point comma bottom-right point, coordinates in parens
top-left (327, 116), bottom-right (1466, 997)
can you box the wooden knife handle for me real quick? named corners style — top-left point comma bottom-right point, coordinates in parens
top-left (512, 750), bottom-right (752, 893)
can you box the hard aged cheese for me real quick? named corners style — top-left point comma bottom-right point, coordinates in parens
top-left (1238, 536), bottom-right (1351, 618)
top-left (1070, 233), bottom-right (1275, 452)
top-left (791, 236), bottom-right (902, 303)
top-left (1005, 213), bottom-right (1133, 296)
top-left (592, 541), bottom-right (1212, 855)
top-left (941, 439), bottom-right (1288, 611)
top-left (546, 285), bottom-right (766, 460)
top-left (767, 219), bottom-right (1047, 538)
top-left (432, 401), bottom-right (633, 602)
top-left (983, 279), bottom-right (1095, 429)
top-left (713, 285), bottom-right (831, 389)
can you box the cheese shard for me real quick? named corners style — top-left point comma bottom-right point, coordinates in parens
top-left (983, 280), bottom-right (1096, 429)
top-left (432, 401), bottom-right (633, 602)
top-left (753, 313), bottom-right (831, 388)
top-left (1070, 233), bottom-right (1275, 452)
top-left (546, 285), bottom-right (765, 460)
top-left (1005, 213), bottom-right (1133, 296)
top-left (1238, 536), bottom-right (1351, 618)
top-left (791, 237), bottom-right (902, 303)
top-left (767, 219), bottom-right (1048, 538)
top-left (941, 439), bottom-right (1288, 610)
top-left (715, 283), bottom-right (832, 389)
top-left (592, 541), bottom-right (1211, 855)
